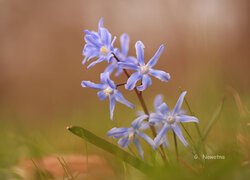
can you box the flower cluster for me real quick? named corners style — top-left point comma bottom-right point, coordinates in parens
top-left (82, 18), bottom-right (199, 158)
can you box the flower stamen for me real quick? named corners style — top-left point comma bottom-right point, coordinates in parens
top-left (166, 116), bottom-right (175, 125)
top-left (100, 46), bottom-right (109, 55)
top-left (140, 65), bottom-right (149, 74)
top-left (103, 86), bottom-right (113, 95)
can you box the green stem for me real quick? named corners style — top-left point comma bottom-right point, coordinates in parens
top-left (172, 130), bottom-right (179, 162)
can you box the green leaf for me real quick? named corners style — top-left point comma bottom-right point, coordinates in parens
top-left (67, 126), bottom-right (152, 174)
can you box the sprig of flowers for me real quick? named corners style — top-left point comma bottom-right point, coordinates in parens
top-left (81, 18), bottom-right (199, 159)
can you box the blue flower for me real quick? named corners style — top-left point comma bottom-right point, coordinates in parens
top-left (119, 41), bottom-right (170, 91)
top-left (107, 115), bottom-right (155, 158)
top-left (149, 91), bottom-right (199, 147)
top-left (82, 18), bottom-right (116, 69)
top-left (105, 33), bottom-right (137, 76)
top-left (81, 72), bottom-right (134, 120)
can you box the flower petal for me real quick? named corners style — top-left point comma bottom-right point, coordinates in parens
top-left (114, 91), bottom-right (135, 109)
top-left (107, 127), bottom-right (128, 138)
top-left (172, 124), bottom-right (188, 146)
top-left (133, 138), bottom-right (144, 158)
top-left (147, 44), bottom-right (165, 67)
top-left (157, 103), bottom-right (169, 115)
top-left (109, 95), bottom-right (116, 120)
top-left (81, 81), bottom-right (105, 90)
top-left (85, 35), bottom-right (102, 48)
top-left (149, 69), bottom-right (170, 82)
top-left (97, 91), bottom-right (107, 100)
top-left (87, 57), bottom-right (106, 69)
top-left (98, 18), bottom-right (104, 28)
top-left (154, 94), bottom-right (164, 110)
top-left (125, 72), bottom-right (141, 90)
top-left (154, 123), bottom-right (170, 147)
top-left (149, 113), bottom-right (164, 125)
top-left (137, 75), bottom-right (152, 91)
top-left (118, 62), bottom-right (138, 71)
top-left (173, 91), bottom-right (187, 115)
top-left (131, 114), bottom-right (148, 129)
top-left (99, 27), bottom-right (111, 45)
top-left (104, 62), bottom-right (117, 74)
top-left (137, 131), bottom-right (155, 149)
top-left (176, 115), bottom-right (199, 123)
top-left (120, 33), bottom-right (129, 56)
top-left (100, 72), bottom-right (116, 89)
top-left (135, 41), bottom-right (145, 66)
top-left (118, 136), bottom-right (130, 148)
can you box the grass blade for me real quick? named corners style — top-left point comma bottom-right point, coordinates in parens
top-left (201, 97), bottom-right (226, 141)
top-left (67, 126), bottom-right (152, 174)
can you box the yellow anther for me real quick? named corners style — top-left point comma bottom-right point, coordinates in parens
top-left (100, 46), bottom-right (109, 55)
top-left (103, 87), bottom-right (113, 95)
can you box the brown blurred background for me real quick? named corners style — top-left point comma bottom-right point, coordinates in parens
top-left (0, 0), bottom-right (249, 125)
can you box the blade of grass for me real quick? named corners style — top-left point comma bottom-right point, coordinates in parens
top-left (201, 96), bottom-right (226, 142)
top-left (67, 126), bottom-right (152, 174)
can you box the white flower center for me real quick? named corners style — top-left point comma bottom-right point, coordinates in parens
top-left (128, 130), bottom-right (135, 140)
top-left (103, 86), bottom-right (113, 95)
top-left (100, 46), bottom-right (109, 55)
top-left (140, 65), bottom-right (149, 74)
top-left (166, 115), bottom-right (175, 125)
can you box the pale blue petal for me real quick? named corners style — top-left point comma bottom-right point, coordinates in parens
top-left (149, 69), bottom-right (170, 82)
top-left (125, 72), bottom-right (141, 90)
top-left (147, 44), bottom-right (165, 67)
top-left (104, 62), bottom-right (117, 74)
top-left (87, 57), bottom-right (106, 69)
top-left (100, 27), bottom-right (111, 45)
top-left (137, 75), bottom-right (152, 91)
top-left (173, 91), bottom-right (187, 115)
top-left (135, 41), bottom-right (145, 66)
top-left (139, 122), bottom-right (150, 130)
top-left (97, 91), bottom-right (108, 100)
top-left (115, 68), bottom-right (123, 77)
top-left (118, 62), bottom-right (139, 71)
top-left (118, 136), bottom-right (130, 148)
top-left (109, 95), bottom-right (116, 120)
top-left (133, 138), bottom-right (144, 158)
top-left (107, 127), bottom-right (128, 138)
top-left (114, 91), bottom-right (134, 108)
top-left (154, 123), bottom-right (170, 147)
top-left (131, 115), bottom-right (148, 129)
top-left (81, 81), bottom-right (105, 90)
top-left (172, 124), bottom-right (188, 146)
top-left (137, 131), bottom-right (155, 149)
top-left (100, 72), bottom-right (116, 89)
top-left (111, 36), bottom-right (116, 47)
top-left (176, 115), bottom-right (199, 123)
top-left (154, 94), bottom-right (164, 110)
top-left (85, 35), bottom-right (102, 48)
top-left (82, 56), bottom-right (88, 65)
top-left (120, 33), bottom-right (129, 56)
top-left (126, 56), bottom-right (138, 64)
top-left (157, 103), bottom-right (169, 115)
top-left (98, 18), bottom-right (104, 28)
top-left (149, 113), bottom-right (164, 125)
top-left (84, 30), bottom-right (99, 39)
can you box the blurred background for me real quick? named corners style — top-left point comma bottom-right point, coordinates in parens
top-left (0, 0), bottom-right (249, 178)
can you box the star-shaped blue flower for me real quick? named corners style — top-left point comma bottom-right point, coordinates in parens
top-left (81, 72), bottom-right (134, 120)
top-left (149, 91), bottom-right (199, 147)
top-left (82, 18), bottom-right (116, 69)
top-left (119, 41), bottom-right (170, 91)
top-left (107, 114), bottom-right (155, 158)
top-left (105, 33), bottom-right (137, 76)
